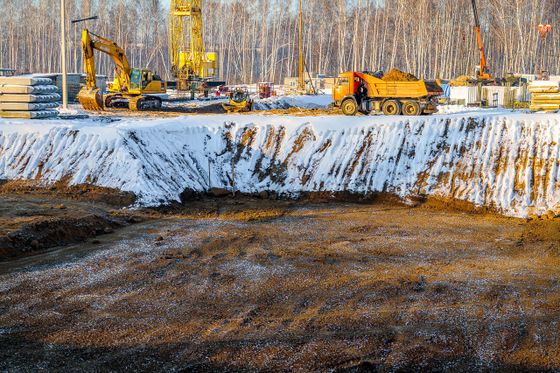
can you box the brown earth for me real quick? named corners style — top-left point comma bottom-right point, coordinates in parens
top-left (0, 193), bottom-right (559, 372)
top-left (251, 107), bottom-right (341, 116)
top-left (75, 105), bottom-right (341, 119)
top-left (0, 182), bottom-right (143, 260)
top-left (381, 69), bottom-right (419, 82)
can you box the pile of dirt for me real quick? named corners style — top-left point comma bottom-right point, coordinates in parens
top-left (0, 213), bottom-right (128, 260)
top-left (381, 69), bottom-right (419, 82)
top-left (450, 75), bottom-right (474, 87)
top-left (0, 193), bottom-right (148, 261)
top-left (0, 179), bottom-right (136, 207)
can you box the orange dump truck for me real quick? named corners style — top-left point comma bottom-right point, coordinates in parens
top-left (332, 71), bottom-right (443, 116)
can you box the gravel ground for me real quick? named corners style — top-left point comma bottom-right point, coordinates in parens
top-left (0, 197), bottom-right (559, 372)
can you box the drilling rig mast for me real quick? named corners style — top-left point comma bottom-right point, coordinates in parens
top-left (169, 0), bottom-right (217, 91)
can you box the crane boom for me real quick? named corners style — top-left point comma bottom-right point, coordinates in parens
top-left (471, 0), bottom-right (491, 81)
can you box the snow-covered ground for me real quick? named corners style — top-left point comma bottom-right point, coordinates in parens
top-left (253, 94), bottom-right (332, 110)
top-left (1, 109), bottom-right (559, 218)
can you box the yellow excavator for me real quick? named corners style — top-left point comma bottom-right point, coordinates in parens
top-left (77, 29), bottom-right (166, 111)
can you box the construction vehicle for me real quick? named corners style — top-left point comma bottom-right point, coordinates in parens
top-left (257, 82), bottom-right (274, 99)
top-left (77, 29), bottom-right (166, 111)
top-left (222, 88), bottom-right (253, 113)
top-left (169, 0), bottom-right (218, 92)
top-left (333, 71), bottom-right (443, 116)
top-left (471, 0), bottom-right (492, 82)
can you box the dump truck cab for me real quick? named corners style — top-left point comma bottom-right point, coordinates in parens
top-left (333, 71), bottom-right (443, 116)
top-left (333, 72), bottom-right (355, 102)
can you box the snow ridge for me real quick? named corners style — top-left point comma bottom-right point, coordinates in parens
top-left (0, 112), bottom-right (559, 217)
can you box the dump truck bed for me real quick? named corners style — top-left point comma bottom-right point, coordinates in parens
top-left (356, 72), bottom-right (442, 99)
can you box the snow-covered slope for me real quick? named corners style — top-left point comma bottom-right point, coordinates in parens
top-left (1, 110), bottom-right (559, 217)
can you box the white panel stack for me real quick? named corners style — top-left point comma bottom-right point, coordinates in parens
top-left (0, 77), bottom-right (60, 119)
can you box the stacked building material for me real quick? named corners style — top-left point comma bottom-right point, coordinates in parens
top-left (0, 77), bottom-right (59, 119)
top-left (37, 73), bottom-right (107, 102)
top-left (529, 80), bottom-right (560, 112)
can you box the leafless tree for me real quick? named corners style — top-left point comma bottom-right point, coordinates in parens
top-left (1, 0), bottom-right (558, 84)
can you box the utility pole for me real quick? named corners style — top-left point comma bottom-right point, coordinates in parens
top-left (298, 0), bottom-right (305, 93)
top-left (60, 0), bottom-right (68, 110)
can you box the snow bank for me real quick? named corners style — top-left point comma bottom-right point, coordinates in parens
top-left (253, 94), bottom-right (332, 110)
top-left (1, 112), bottom-right (560, 218)
top-left (437, 105), bottom-right (486, 114)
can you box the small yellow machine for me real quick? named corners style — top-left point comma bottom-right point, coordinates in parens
top-left (222, 88), bottom-right (253, 113)
top-left (77, 29), bottom-right (166, 111)
top-left (332, 71), bottom-right (443, 116)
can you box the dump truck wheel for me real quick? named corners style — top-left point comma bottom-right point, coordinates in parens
top-left (341, 98), bottom-right (358, 116)
top-left (402, 101), bottom-right (421, 116)
top-left (382, 100), bottom-right (402, 116)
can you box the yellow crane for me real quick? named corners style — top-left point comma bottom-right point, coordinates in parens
top-left (169, 0), bottom-right (217, 91)
top-left (77, 29), bottom-right (166, 111)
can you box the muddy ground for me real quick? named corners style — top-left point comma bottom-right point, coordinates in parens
top-left (0, 181), bottom-right (144, 261)
top-left (0, 192), bottom-right (559, 372)
top-left (61, 101), bottom-right (341, 120)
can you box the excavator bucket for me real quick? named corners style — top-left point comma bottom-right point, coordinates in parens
top-left (77, 87), bottom-right (104, 111)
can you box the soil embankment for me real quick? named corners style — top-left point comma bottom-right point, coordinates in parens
top-left (0, 181), bottom-right (142, 260)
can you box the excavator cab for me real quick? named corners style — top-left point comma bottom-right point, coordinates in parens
top-left (129, 69), bottom-right (142, 92)
top-left (127, 68), bottom-right (165, 95)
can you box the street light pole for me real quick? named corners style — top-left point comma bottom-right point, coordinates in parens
top-left (298, 0), bottom-right (304, 93)
top-left (60, 0), bottom-right (68, 110)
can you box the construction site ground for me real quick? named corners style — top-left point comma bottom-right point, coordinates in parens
top-left (59, 96), bottom-right (340, 119)
top-left (74, 107), bottom-right (339, 119)
top-left (1, 189), bottom-right (559, 372)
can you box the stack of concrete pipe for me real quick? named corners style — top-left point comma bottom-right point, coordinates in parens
top-left (0, 77), bottom-right (60, 119)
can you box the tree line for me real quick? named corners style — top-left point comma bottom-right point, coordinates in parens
top-left (1, 0), bottom-right (559, 84)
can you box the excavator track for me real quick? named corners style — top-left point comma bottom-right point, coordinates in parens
top-left (128, 96), bottom-right (162, 111)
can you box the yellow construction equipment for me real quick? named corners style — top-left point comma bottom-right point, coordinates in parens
top-left (77, 29), bottom-right (166, 111)
top-left (169, 0), bottom-right (217, 91)
top-left (332, 71), bottom-right (443, 116)
top-left (222, 88), bottom-right (253, 114)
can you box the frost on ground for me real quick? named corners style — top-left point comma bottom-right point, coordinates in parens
top-left (0, 110), bottom-right (559, 217)
top-left (0, 201), bottom-right (559, 372)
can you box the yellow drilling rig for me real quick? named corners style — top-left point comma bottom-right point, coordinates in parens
top-left (169, 0), bottom-right (219, 92)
